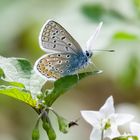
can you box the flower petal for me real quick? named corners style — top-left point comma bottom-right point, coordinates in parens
top-left (130, 122), bottom-right (140, 136)
top-left (111, 113), bottom-right (134, 125)
top-left (90, 128), bottom-right (102, 140)
top-left (81, 111), bottom-right (103, 127)
top-left (100, 96), bottom-right (115, 117)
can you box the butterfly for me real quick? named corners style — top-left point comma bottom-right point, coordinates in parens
top-left (34, 19), bottom-right (103, 80)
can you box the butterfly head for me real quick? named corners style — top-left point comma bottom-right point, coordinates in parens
top-left (85, 50), bottom-right (93, 58)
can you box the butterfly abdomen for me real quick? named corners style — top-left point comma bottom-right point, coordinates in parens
top-left (62, 53), bottom-right (88, 75)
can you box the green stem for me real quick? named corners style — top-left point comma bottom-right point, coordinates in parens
top-left (101, 129), bottom-right (104, 140)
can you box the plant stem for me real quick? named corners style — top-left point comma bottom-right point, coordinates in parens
top-left (101, 129), bottom-right (104, 140)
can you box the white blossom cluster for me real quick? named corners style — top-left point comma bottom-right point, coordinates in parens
top-left (81, 96), bottom-right (140, 140)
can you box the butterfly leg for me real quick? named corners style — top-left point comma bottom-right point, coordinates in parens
top-left (76, 73), bottom-right (80, 81)
top-left (88, 60), bottom-right (99, 71)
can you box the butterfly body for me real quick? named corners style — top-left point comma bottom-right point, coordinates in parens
top-left (35, 19), bottom-right (102, 80)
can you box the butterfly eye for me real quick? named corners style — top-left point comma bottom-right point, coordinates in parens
top-left (86, 51), bottom-right (92, 58)
top-left (53, 40), bottom-right (56, 43)
top-left (86, 51), bottom-right (89, 56)
top-left (68, 43), bottom-right (71, 46)
top-left (57, 54), bottom-right (61, 57)
top-left (67, 70), bottom-right (70, 73)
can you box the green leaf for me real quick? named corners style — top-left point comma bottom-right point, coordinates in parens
top-left (81, 4), bottom-right (105, 22)
top-left (44, 71), bottom-right (102, 106)
top-left (118, 56), bottom-right (139, 89)
top-left (81, 4), bottom-right (126, 22)
top-left (113, 136), bottom-right (139, 140)
top-left (133, 0), bottom-right (140, 18)
top-left (0, 79), bottom-right (25, 88)
top-left (0, 56), bottom-right (46, 98)
top-left (0, 56), bottom-right (32, 88)
top-left (0, 87), bottom-right (36, 107)
top-left (0, 69), bottom-right (25, 88)
top-left (113, 32), bottom-right (139, 41)
top-left (17, 59), bottom-right (32, 75)
top-left (29, 71), bottom-right (46, 98)
top-left (109, 9), bottom-right (127, 21)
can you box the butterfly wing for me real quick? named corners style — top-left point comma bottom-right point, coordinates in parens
top-left (39, 20), bottom-right (83, 54)
top-left (35, 53), bottom-right (81, 79)
top-left (86, 22), bottom-right (103, 51)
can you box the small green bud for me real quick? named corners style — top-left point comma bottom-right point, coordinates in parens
top-left (32, 118), bottom-right (40, 140)
top-left (43, 121), bottom-right (56, 140)
top-left (32, 128), bottom-right (40, 140)
top-left (37, 93), bottom-right (44, 100)
top-left (57, 116), bottom-right (69, 133)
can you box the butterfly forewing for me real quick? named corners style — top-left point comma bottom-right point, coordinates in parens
top-left (39, 20), bottom-right (83, 54)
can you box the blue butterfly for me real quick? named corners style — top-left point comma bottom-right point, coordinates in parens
top-left (34, 20), bottom-right (103, 80)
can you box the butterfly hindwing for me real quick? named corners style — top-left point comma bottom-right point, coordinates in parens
top-left (39, 20), bottom-right (83, 54)
top-left (35, 53), bottom-right (81, 79)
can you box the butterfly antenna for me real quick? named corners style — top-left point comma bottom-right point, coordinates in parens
top-left (92, 49), bottom-right (115, 52)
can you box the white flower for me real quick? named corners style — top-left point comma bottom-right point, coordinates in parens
top-left (130, 122), bottom-right (140, 139)
top-left (81, 96), bottom-right (134, 140)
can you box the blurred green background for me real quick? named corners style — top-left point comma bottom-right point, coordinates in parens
top-left (0, 0), bottom-right (140, 140)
